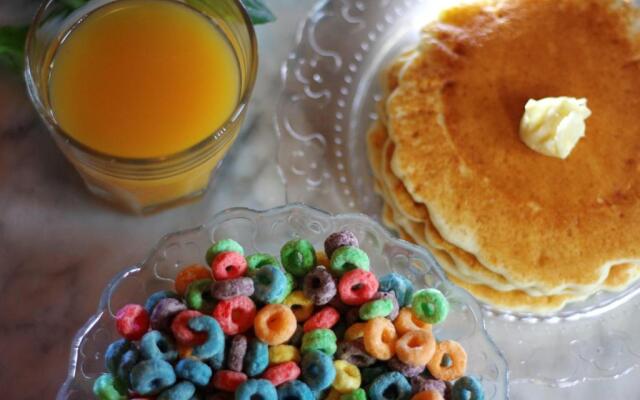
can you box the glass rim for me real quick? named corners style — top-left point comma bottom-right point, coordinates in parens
top-left (24, 0), bottom-right (258, 167)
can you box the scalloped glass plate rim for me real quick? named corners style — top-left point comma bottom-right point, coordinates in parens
top-left (273, 0), bottom-right (640, 322)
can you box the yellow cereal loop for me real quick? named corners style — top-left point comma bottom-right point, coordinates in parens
top-left (332, 360), bottom-right (361, 393)
top-left (283, 290), bottom-right (314, 321)
top-left (344, 322), bottom-right (367, 341)
top-left (269, 344), bottom-right (301, 364)
top-left (316, 250), bottom-right (331, 267)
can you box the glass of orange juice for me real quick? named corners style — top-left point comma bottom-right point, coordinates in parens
top-left (25, 0), bottom-right (257, 213)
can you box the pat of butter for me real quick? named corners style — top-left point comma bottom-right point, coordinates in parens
top-left (519, 97), bottom-right (591, 159)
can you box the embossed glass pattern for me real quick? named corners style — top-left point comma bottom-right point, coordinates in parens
top-left (57, 204), bottom-right (508, 399)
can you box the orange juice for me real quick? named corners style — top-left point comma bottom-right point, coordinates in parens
top-left (50, 0), bottom-right (240, 159)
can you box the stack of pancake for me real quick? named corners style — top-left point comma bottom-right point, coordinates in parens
top-left (367, 0), bottom-right (640, 313)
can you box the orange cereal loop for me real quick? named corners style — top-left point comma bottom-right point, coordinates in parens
top-left (174, 264), bottom-right (211, 296)
top-left (254, 304), bottom-right (298, 345)
top-left (411, 390), bottom-right (444, 400)
top-left (364, 317), bottom-right (397, 360)
top-left (427, 340), bottom-right (467, 381)
top-left (344, 322), bottom-right (367, 341)
top-left (395, 308), bottom-right (432, 336)
top-left (316, 250), bottom-right (331, 268)
top-left (396, 330), bottom-right (436, 367)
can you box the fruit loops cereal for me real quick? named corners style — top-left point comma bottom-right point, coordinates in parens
top-left (94, 234), bottom-right (484, 400)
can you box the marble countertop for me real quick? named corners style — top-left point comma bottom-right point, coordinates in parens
top-left (1, 1), bottom-right (638, 399)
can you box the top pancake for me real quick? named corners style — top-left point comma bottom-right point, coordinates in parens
top-left (386, 0), bottom-right (640, 292)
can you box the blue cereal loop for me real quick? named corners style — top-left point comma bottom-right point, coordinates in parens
top-left (175, 359), bottom-right (212, 386)
top-left (130, 359), bottom-right (176, 396)
top-left (300, 350), bottom-right (336, 392)
top-left (252, 264), bottom-right (287, 304)
top-left (378, 273), bottom-right (413, 307)
top-left (207, 345), bottom-right (226, 371)
top-left (116, 347), bottom-right (139, 388)
top-left (236, 379), bottom-right (278, 400)
top-left (367, 371), bottom-right (411, 400)
top-left (188, 315), bottom-right (225, 359)
top-left (452, 376), bottom-right (484, 400)
top-left (140, 330), bottom-right (178, 362)
top-left (277, 380), bottom-right (314, 400)
top-left (244, 338), bottom-right (269, 377)
top-left (157, 381), bottom-right (196, 400)
top-left (105, 339), bottom-right (134, 375)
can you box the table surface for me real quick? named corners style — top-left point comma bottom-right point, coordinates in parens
top-left (0, 1), bottom-right (637, 399)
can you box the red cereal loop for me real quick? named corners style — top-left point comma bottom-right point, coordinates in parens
top-left (212, 296), bottom-right (256, 335)
top-left (338, 269), bottom-right (379, 306)
top-left (212, 370), bottom-right (248, 392)
top-left (211, 252), bottom-right (248, 280)
top-left (261, 361), bottom-right (301, 386)
top-left (171, 310), bottom-right (207, 346)
top-left (303, 306), bottom-right (340, 332)
top-left (115, 304), bottom-right (149, 341)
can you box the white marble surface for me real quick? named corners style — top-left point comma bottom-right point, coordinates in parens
top-left (0, 1), bottom-right (637, 399)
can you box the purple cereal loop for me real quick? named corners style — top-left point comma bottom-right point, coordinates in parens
top-left (373, 291), bottom-right (399, 321)
top-left (336, 339), bottom-right (376, 367)
top-left (211, 277), bottom-right (254, 300)
top-left (226, 334), bottom-right (248, 372)
top-left (303, 266), bottom-right (337, 306)
top-left (411, 376), bottom-right (447, 397)
top-left (388, 357), bottom-right (425, 377)
top-left (150, 298), bottom-right (187, 332)
top-left (324, 231), bottom-right (359, 258)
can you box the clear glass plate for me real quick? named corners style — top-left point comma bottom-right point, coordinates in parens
top-left (57, 204), bottom-right (508, 400)
top-left (275, 0), bottom-right (640, 388)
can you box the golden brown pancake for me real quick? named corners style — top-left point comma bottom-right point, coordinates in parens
top-left (387, 0), bottom-right (640, 293)
top-left (373, 54), bottom-right (640, 295)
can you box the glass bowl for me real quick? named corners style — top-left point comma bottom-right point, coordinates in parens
top-left (275, 0), bottom-right (640, 390)
top-left (57, 204), bottom-right (508, 399)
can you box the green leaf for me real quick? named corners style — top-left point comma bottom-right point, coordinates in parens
top-left (0, 26), bottom-right (28, 72)
top-left (241, 0), bottom-right (276, 25)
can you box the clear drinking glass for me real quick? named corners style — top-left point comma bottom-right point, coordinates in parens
top-left (25, 0), bottom-right (258, 213)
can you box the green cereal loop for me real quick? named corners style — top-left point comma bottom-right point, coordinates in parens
top-left (330, 246), bottom-right (370, 276)
top-left (341, 388), bottom-right (367, 400)
top-left (280, 239), bottom-right (317, 278)
top-left (273, 271), bottom-right (295, 304)
top-left (205, 239), bottom-right (244, 265)
top-left (247, 253), bottom-right (280, 271)
top-left (301, 328), bottom-right (337, 356)
top-left (359, 298), bottom-right (394, 320)
top-left (411, 288), bottom-right (449, 324)
top-left (186, 279), bottom-right (215, 313)
top-left (93, 373), bottom-right (126, 400)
